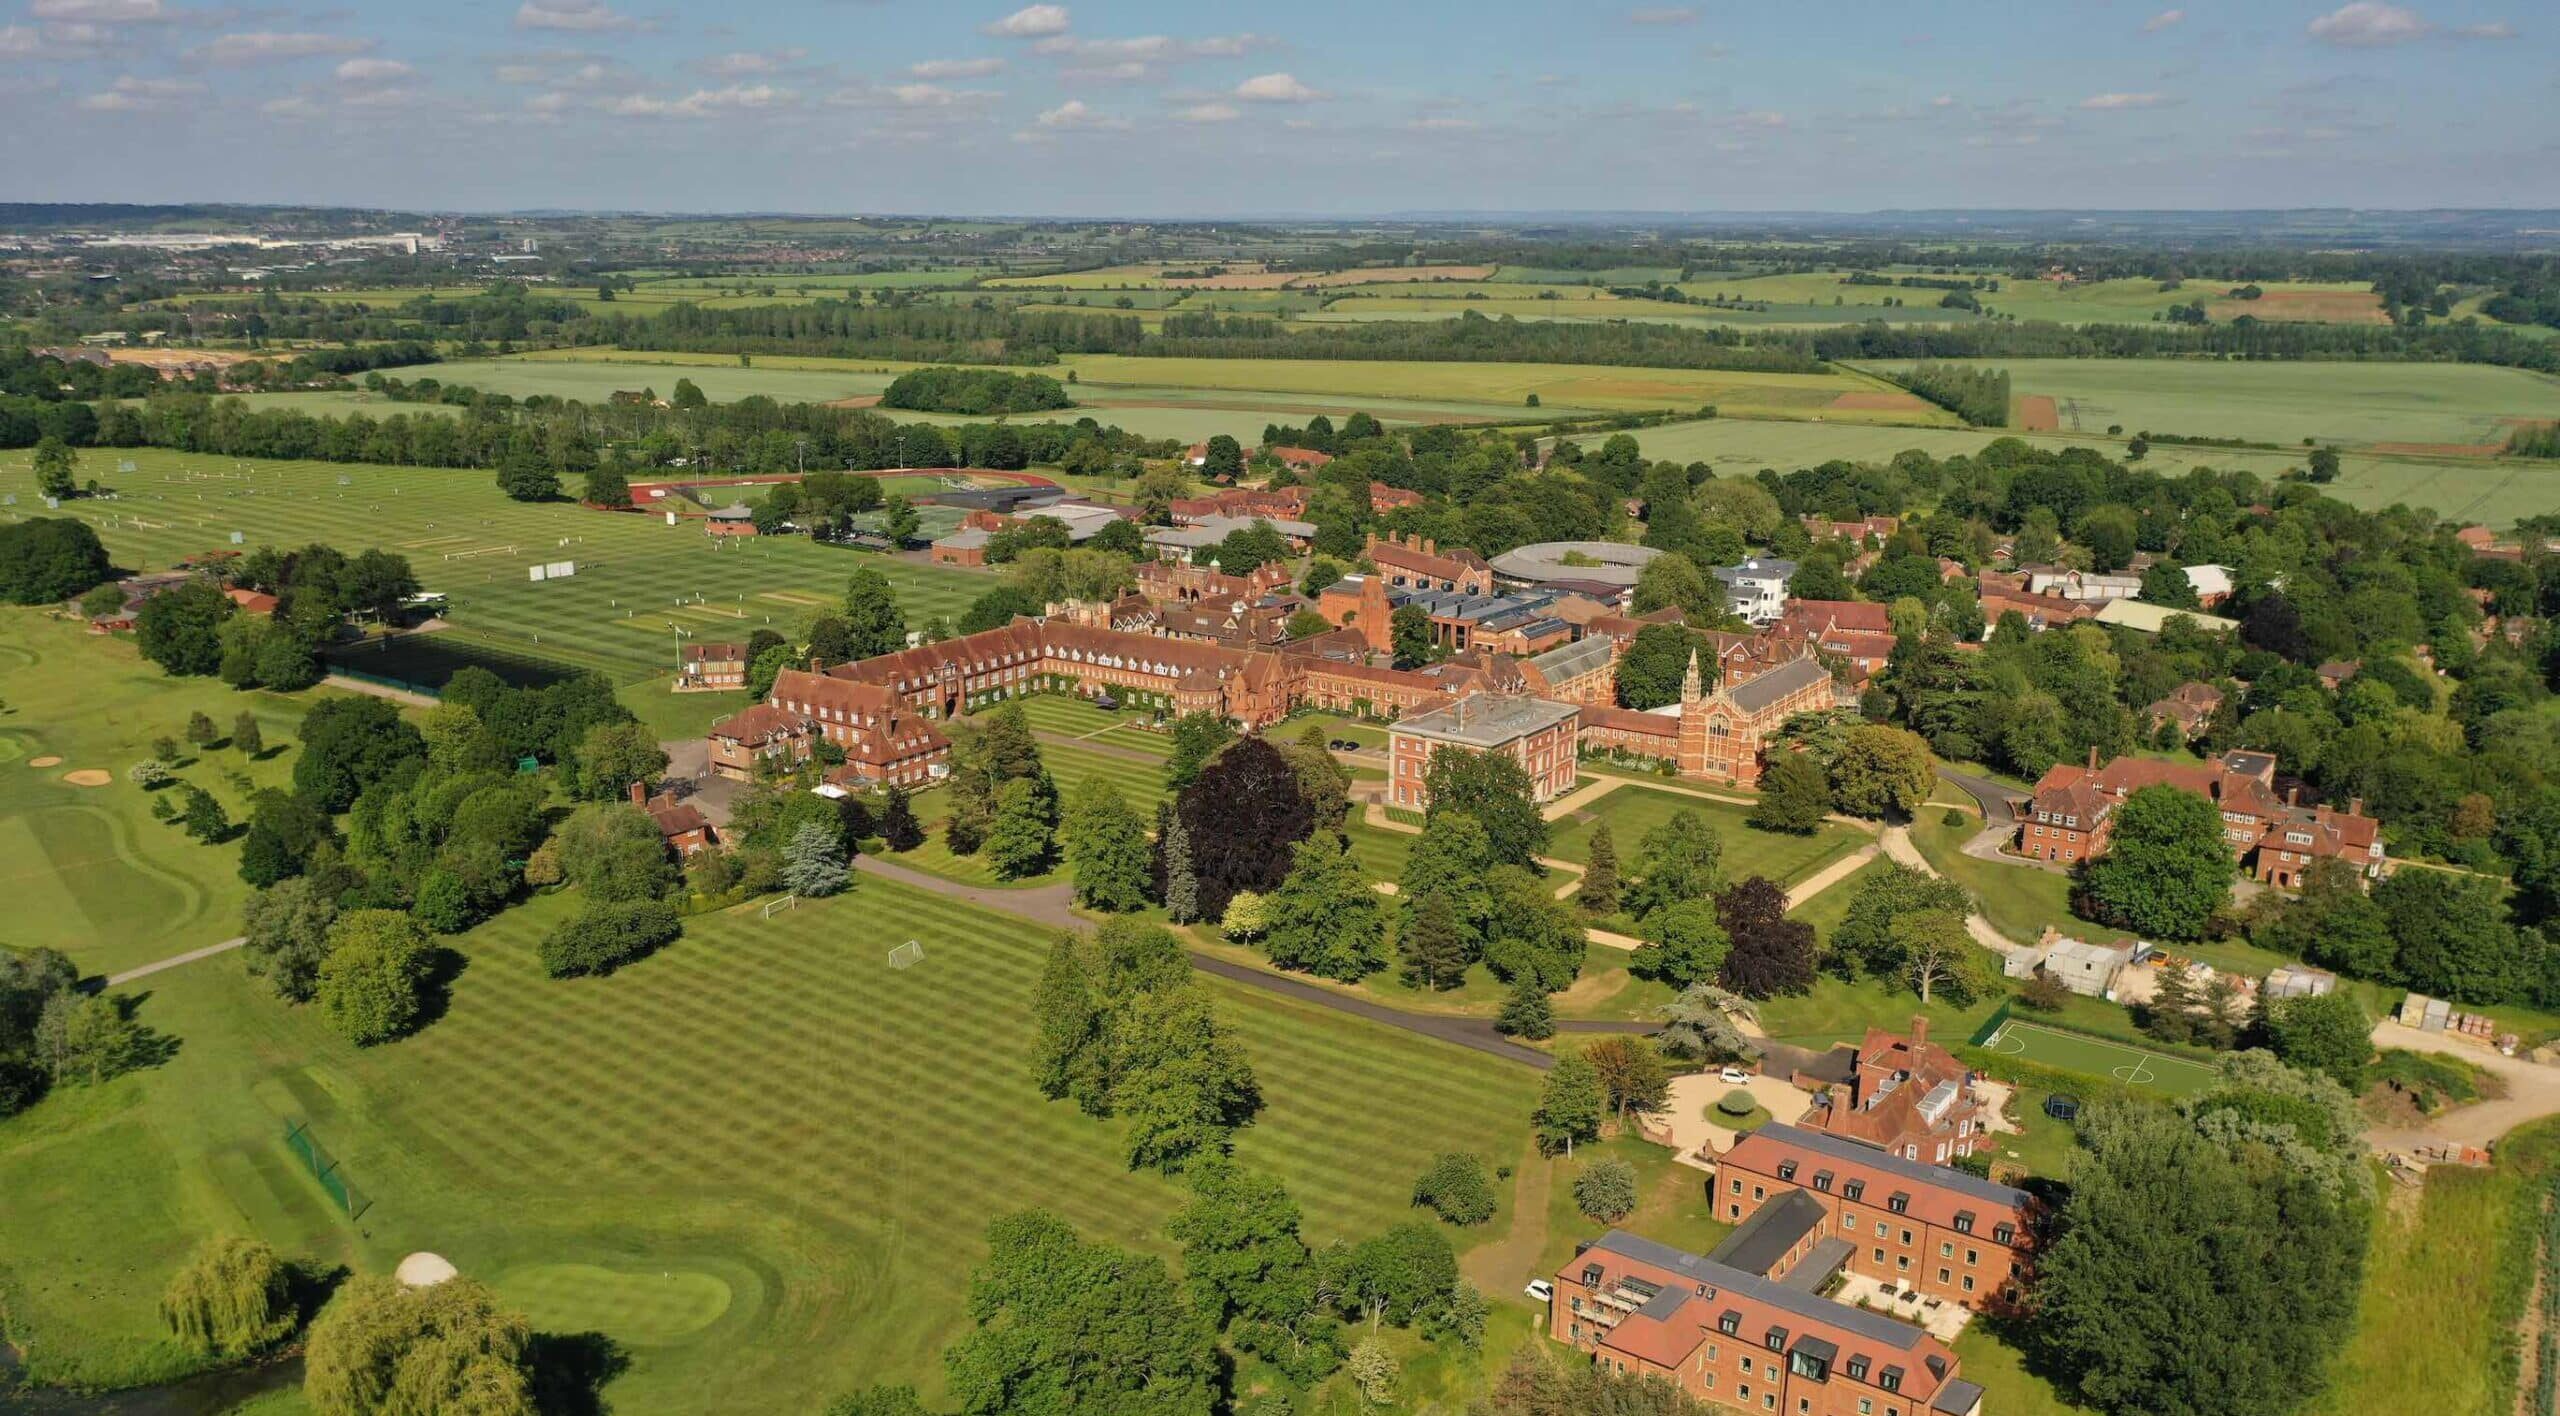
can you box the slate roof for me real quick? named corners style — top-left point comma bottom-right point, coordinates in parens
top-left (1725, 654), bottom-right (1833, 714)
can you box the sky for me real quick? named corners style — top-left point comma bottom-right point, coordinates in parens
top-left (1, 0), bottom-right (2553, 216)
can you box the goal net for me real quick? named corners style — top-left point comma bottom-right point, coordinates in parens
top-left (888, 940), bottom-right (924, 970)
top-left (761, 894), bottom-right (798, 919)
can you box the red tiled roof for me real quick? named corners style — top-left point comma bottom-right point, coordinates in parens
top-left (708, 703), bottom-right (804, 744)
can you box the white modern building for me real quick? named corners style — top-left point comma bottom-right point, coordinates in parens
top-left (1711, 557), bottom-right (1795, 624)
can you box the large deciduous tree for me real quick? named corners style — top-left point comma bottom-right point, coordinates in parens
top-left (1261, 837), bottom-right (1385, 981)
top-left (2076, 784), bottom-right (2233, 941)
top-left (1716, 876), bottom-right (1817, 998)
top-left (303, 1275), bottom-right (536, 1416)
top-left (1422, 749), bottom-right (1549, 870)
top-left (1179, 735), bottom-right (1315, 921)
top-left (314, 909), bottom-right (435, 1046)
top-left (943, 1210), bottom-right (1222, 1416)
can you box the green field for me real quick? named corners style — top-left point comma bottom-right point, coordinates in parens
top-left (0, 616), bottom-right (317, 977)
top-left (1546, 786), bottom-right (1867, 887)
top-left (1874, 357), bottom-right (2560, 449)
top-left (0, 448), bottom-right (991, 686)
top-left (421, 357), bottom-right (899, 405)
top-left (0, 872), bottom-right (1541, 1407)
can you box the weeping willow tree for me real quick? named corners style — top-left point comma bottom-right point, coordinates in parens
top-left (159, 1235), bottom-right (297, 1359)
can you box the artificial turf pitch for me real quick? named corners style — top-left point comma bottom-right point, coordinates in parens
top-left (1979, 1017), bottom-right (2223, 1096)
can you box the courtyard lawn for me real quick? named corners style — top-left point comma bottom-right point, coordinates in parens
top-left (0, 448), bottom-right (989, 687)
top-left (0, 875), bottom-right (1541, 1409)
top-left (0, 614), bottom-right (320, 977)
top-left (1547, 787), bottom-right (1866, 889)
top-left (1531, 1134), bottom-right (1730, 1278)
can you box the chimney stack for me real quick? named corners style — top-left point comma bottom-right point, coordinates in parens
top-left (2349, 797), bottom-right (2364, 818)
top-left (1910, 1015), bottom-right (1929, 1046)
top-left (628, 781), bottom-right (648, 807)
top-left (2087, 745), bottom-right (2100, 770)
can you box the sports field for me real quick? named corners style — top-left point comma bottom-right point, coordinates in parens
top-left (1978, 1017), bottom-right (2222, 1096)
top-left (0, 448), bottom-right (990, 686)
top-left (1872, 357), bottom-right (2560, 450)
top-left (0, 873), bottom-right (1541, 1405)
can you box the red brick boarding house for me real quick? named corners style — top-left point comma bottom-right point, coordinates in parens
top-left (1551, 1228), bottom-right (1980, 1416)
top-left (629, 782), bottom-right (716, 856)
top-left (705, 669), bottom-right (952, 787)
top-left (1364, 531), bottom-right (1494, 596)
top-left (677, 641), bottom-right (749, 693)
top-left (2017, 748), bottom-right (2384, 888)
top-left (1717, 1123), bottom-right (2041, 1315)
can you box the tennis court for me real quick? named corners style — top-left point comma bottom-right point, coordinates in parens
top-left (1979, 1017), bottom-right (2223, 1096)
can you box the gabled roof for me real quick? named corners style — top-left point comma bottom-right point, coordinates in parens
top-left (1724, 654), bottom-right (1833, 715)
top-left (1724, 1124), bottom-right (2035, 1232)
top-left (1527, 635), bottom-right (1617, 685)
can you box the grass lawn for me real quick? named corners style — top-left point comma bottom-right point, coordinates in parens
top-left (1530, 1134), bottom-right (1731, 1278)
top-left (0, 874), bottom-right (1541, 1409)
top-left (1906, 813), bottom-right (2079, 946)
top-left (1548, 787), bottom-right (1865, 889)
top-left (0, 613), bottom-right (322, 977)
top-left (1953, 1323), bottom-right (2095, 1416)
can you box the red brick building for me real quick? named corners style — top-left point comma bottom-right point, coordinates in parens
top-left (1769, 600), bottom-right (1898, 684)
top-left (706, 669), bottom-right (952, 787)
top-left (1717, 1123), bottom-right (2041, 1315)
top-left (2017, 749), bottom-right (2385, 886)
top-left (1364, 531), bottom-right (1494, 595)
top-left (1387, 693), bottom-right (1580, 809)
top-left (629, 782), bottom-right (716, 856)
top-left (1799, 1018), bottom-right (1992, 1165)
top-left (1551, 1228), bottom-right (1980, 1416)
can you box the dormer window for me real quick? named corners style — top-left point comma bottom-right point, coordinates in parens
top-left (1846, 1356), bottom-right (1871, 1382)
top-left (1953, 1212), bottom-right (1975, 1235)
top-left (1880, 1366), bottom-right (1904, 1393)
top-left (1812, 1170), bottom-right (1834, 1192)
top-left (1887, 1192), bottom-right (1910, 1215)
top-left (1843, 1180), bottom-right (1866, 1202)
top-left (1777, 1160), bottom-right (1798, 1182)
top-left (1719, 1310), bottom-right (1742, 1336)
top-left (1994, 1223), bottom-right (2017, 1245)
top-left (1764, 1326), bottom-right (1787, 1352)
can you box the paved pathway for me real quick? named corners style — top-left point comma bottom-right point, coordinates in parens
top-left (1785, 843), bottom-right (1881, 908)
top-left (104, 937), bottom-right (246, 987)
top-left (852, 853), bottom-right (1554, 1068)
top-left (320, 673), bottom-right (438, 709)
top-left (1880, 825), bottom-right (2027, 958)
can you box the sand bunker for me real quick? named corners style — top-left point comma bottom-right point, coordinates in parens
top-left (28, 755), bottom-right (61, 768)
top-left (61, 769), bottom-right (111, 787)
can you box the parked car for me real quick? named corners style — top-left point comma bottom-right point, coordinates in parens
top-left (1719, 1066), bottom-right (1752, 1085)
top-left (1523, 1279), bottom-right (1554, 1303)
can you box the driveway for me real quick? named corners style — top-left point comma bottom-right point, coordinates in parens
top-left (1880, 826), bottom-right (2027, 957)
top-left (1653, 1070), bottom-right (1816, 1165)
top-left (1936, 767), bottom-right (2027, 826)
top-left (2364, 1019), bottom-right (2560, 1154)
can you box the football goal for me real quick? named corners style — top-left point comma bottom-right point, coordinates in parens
top-left (761, 894), bottom-right (798, 919)
top-left (888, 940), bottom-right (924, 970)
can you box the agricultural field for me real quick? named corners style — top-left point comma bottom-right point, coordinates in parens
top-left (403, 356), bottom-right (903, 406)
top-left (1869, 357), bottom-right (2560, 450)
top-left (0, 448), bottom-right (989, 686)
top-left (0, 868), bottom-right (1540, 1407)
top-left (1619, 408), bottom-right (2560, 527)
top-left (1054, 354), bottom-right (1953, 422)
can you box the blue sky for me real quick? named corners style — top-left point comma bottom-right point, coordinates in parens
top-left (1, 0), bottom-right (2551, 215)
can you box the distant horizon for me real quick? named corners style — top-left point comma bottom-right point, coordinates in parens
top-left (0, 1), bottom-right (2549, 212)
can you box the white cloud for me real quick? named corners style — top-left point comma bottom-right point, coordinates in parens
top-left (340, 86), bottom-right (420, 109)
top-left (1037, 33), bottom-right (1174, 61)
top-left (911, 56), bottom-right (1004, 78)
top-left (2307, 2), bottom-right (2432, 45)
top-left (2077, 90), bottom-right (2173, 109)
top-left (602, 83), bottom-right (791, 118)
top-left (2143, 9), bottom-right (2185, 31)
top-left (701, 48), bottom-right (805, 77)
top-left (1033, 30), bottom-right (1270, 80)
top-left (78, 73), bottom-right (199, 110)
top-left (827, 81), bottom-right (999, 111)
top-left (1234, 71), bottom-right (1323, 103)
top-left (1174, 101), bottom-right (1237, 122)
top-left (193, 32), bottom-right (374, 65)
top-left (335, 57), bottom-right (411, 82)
top-left (495, 53), bottom-right (614, 87)
top-left (2455, 20), bottom-right (2517, 37)
top-left (1626, 6), bottom-right (1697, 22)
top-left (1061, 60), bottom-right (1148, 82)
top-left (260, 95), bottom-right (321, 119)
top-left (31, 0), bottom-right (173, 22)
top-left (1408, 115), bottom-right (1478, 130)
top-left (516, 0), bottom-right (638, 34)
top-left (1032, 97), bottom-right (1125, 129)
top-left (526, 90), bottom-right (572, 114)
top-left (985, 5), bottom-right (1070, 38)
